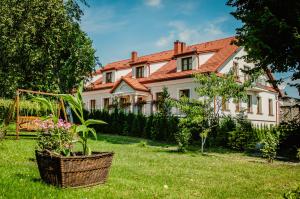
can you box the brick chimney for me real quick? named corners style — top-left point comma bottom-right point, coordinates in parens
top-left (174, 40), bottom-right (181, 55)
top-left (181, 42), bottom-right (186, 53)
top-left (131, 51), bottom-right (137, 62)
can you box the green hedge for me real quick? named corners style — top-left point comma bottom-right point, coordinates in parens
top-left (80, 109), bottom-right (179, 143)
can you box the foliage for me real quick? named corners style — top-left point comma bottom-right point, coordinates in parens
top-left (200, 128), bottom-right (210, 153)
top-left (0, 98), bottom-right (57, 121)
top-left (260, 131), bottom-right (279, 163)
top-left (0, 121), bottom-right (6, 140)
top-left (75, 108), bottom-right (179, 143)
top-left (0, 0), bottom-right (96, 98)
top-left (297, 149), bottom-right (300, 161)
top-left (172, 72), bottom-right (249, 152)
top-left (156, 87), bottom-right (172, 117)
top-left (277, 121), bottom-right (300, 159)
top-left (175, 127), bottom-right (191, 152)
top-left (61, 81), bottom-right (106, 155)
top-left (227, 0), bottom-right (300, 91)
top-left (227, 116), bottom-right (255, 151)
top-left (33, 96), bottom-right (75, 156)
top-left (216, 116), bottom-right (236, 146)
top-left (36, 119), bottom-right (75, 156)
top-left (194, 72), bottom-right (249, 121)
top-left (172, 97), bottom-right (210, 151)
top-left (283, 186), bottom-right (300, 199)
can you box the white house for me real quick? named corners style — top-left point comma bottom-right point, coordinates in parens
top-left (83, 37), bottom-right (282, 126)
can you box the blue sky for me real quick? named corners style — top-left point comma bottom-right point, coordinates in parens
top-left (79, 0), bottom-right (299, 98)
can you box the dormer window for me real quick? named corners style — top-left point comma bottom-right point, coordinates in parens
top-left (106, 72), bottom-right (112, 83)
top-left (136, 66), bottom-right (144, 78)
top-left (182, 57), bottom-right (192, 71)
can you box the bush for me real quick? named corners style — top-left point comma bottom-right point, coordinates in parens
top-left (81, 109), bottom-right (179, 143)
top-left (277, 121), bottom-right (300, 159)
top-left (216, 116), bottom-right (236, 146)
top-left (176, 127), bottom-right (191, 152)
top-left (227, 118), bottom-right (256, 151)
top-left (260, 131), bottom-right (279, 163)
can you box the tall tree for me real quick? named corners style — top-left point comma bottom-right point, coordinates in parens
top-left (227, 0), bottom-right (300, 92)
top-left (0, 0), bottom-right (96, 98)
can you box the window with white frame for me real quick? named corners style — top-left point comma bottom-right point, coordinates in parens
top-left (181, 57), bottom-right (192, 71)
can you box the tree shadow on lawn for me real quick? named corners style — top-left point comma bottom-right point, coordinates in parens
top-left (15, 173), bottom-right (43, 184)
top-left (95, 133), bottom-right (173, 148)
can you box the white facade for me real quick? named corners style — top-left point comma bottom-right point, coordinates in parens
top-left (83, 38), bottom-right (280, 126)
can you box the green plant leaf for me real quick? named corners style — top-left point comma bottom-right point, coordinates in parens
top-left (85, 119), bottom-right (106, 126)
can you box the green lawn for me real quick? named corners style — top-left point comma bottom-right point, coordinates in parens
top-left (0, 133), bottom-right (299, 199)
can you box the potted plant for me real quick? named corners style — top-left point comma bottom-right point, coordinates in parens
top-left (34, 82), bottom-right (114, 188)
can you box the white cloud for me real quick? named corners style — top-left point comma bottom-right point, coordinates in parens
top-left (155, 16), bottom-right (229, 47)
top-left (80, 7), bottom-right (128, 34)
top-left (155, 32), bottom-right (175, 47)
top-left (145, 0), bottom-right (162, 7)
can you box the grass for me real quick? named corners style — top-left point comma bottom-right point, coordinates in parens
top-left (0, 133), bottom-right (299, 199)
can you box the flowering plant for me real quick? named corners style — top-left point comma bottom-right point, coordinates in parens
top-left (35, 117), bottom-right (76, 156)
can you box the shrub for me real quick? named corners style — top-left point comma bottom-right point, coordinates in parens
top-left (216, 116), bottom-right (236, 146)
top-left (176, 127), bottom-right (191, 152)
top-left (297, 149), bottom-right (300, 161)
top-left (227, 118), bottom-right (255, 151)
top-left (260, 131), bottom-right (279, 163)
top-left (277, 121), bottom-right (300, 159)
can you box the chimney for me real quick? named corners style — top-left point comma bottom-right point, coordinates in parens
top-left (174, 40), bottom-right (181, 55)
top-left (181, 42), bottom-right (186, 53)
top-left (131, 51), bottom-right (137, 62)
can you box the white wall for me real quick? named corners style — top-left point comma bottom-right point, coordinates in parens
top-left (82, 89), bottom-right (112, 111)
top-left (199, 52), bottom-right (215, 66)
top-left (115, 68), bottom-right (131, 80)
top-left (150, 62), bottom-right (168, 74)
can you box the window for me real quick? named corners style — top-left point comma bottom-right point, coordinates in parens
top-left (235, 99), bottom-right (240, 112)
top-left (244, 66), bottom-right (250, 81)
top-left (179, 89), bottom-right (190, 98)
top-left (136, 66), bottom-right (144, 78)
top-left (106, 72), bottom-right (112, 83)
top-left (120, 97), bottom-right (129, 105)
top-left (222, 97), bottom-right (229, 111)
top-left (257, 96), bottom-right (262, 114)
top-left (233, 62), bottom-right (239, 80)
top-left (268, 99), bottom-right (274, 116)
top-left (90, 100), bottom-right (96, 111)
top-left (181, 57), bottom-right (192, 71)
top-left (103, 98), bottom-right (109, 109)
top-left (247, 95), bottom-right (252, 113)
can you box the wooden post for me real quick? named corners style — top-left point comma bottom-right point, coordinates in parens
top-left (60, 97), bottom-right (68, 122)
top-left (16, 90), bottom-right (20, 140)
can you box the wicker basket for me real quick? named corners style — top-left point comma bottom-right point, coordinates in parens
top-left (35, 150), bottom-right (114, 188)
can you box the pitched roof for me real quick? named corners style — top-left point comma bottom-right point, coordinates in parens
top-left (86, 37), bottom-right (279, 95)
top-left (110, 77), bottom-right (149, 93)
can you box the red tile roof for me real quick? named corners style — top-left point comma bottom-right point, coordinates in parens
top-left (86, 37), bottom-right (279, 95)
top-left (110, 77), bottom-right (149, 93)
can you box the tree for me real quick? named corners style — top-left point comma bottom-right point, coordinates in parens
top-left (0, 0), bottom-right (96, 98)
top-left (157, 86), bottom-right (172, 117)
top-left (173, 72), bottom-right (249, 152)
top-left (227, 0), bottom-right (300, 92)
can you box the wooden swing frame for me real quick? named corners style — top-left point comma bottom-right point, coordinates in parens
top-left (7, 89), bottom-right (68, 140)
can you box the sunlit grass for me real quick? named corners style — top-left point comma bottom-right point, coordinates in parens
top-left (0, 133), bottom-right (299, 199)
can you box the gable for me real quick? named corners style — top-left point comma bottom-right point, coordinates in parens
top-left (112, 81), bottom-right (135, 94)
